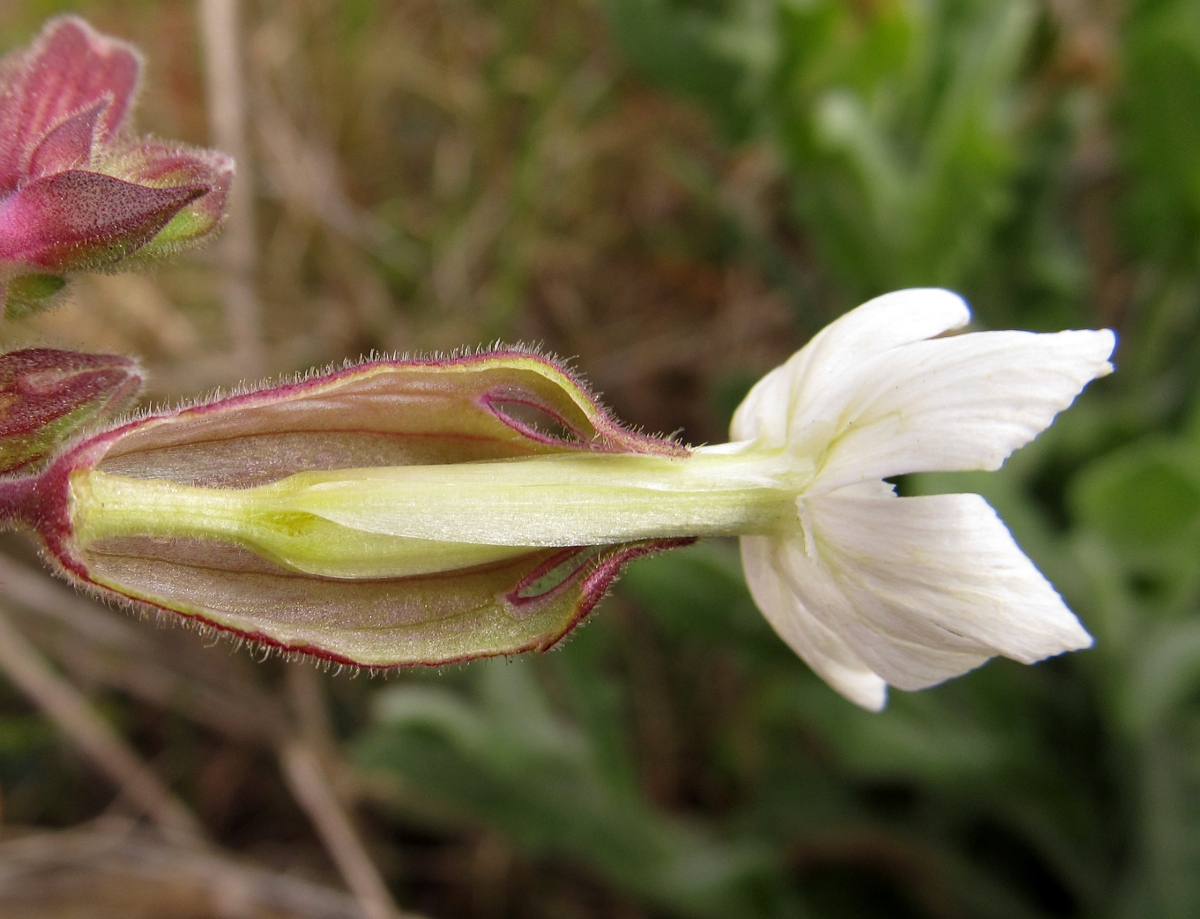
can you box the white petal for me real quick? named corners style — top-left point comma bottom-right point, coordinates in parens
top-left (740, 535), bottom-right (887, 710)
top-left (731, 288), bottom-right (970, 446)
top-left (774, 492), bottom-right (1091, 693)
top-left (808, 328), bottom-right (1116, 492)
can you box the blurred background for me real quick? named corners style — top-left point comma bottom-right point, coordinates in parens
top-left (0, 0), bottom-right (1197, 916)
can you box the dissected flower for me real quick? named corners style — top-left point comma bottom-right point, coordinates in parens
top-left (0, 290), bottom-right (1115, 708)
top-left (0, 16), bottom-right (233, 317)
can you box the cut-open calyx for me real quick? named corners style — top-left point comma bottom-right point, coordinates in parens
top-left (1, 350), bottom-right (694, 667)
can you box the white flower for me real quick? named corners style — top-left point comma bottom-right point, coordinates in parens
top-left (730, 288), bottom-right (1116, 710)
top-left (54, 287), bottom-right (1113, 696)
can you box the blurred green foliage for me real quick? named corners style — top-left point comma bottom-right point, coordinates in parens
top-left (350, 0), bottom-right (1200, 917)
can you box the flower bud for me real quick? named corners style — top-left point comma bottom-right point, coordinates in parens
top-left (0, 17), bottom-right (232, 317)
top-left (0, 348), bottom-right (141, 474)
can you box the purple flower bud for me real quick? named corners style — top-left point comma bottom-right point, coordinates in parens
top-left (0, 348), bottom-right (142, 474)
top-left (0, 17), bottom-right (233, 317)
top-left (0, 350), bottom-right (688, 667)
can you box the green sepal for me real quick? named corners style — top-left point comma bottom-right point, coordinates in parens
top-left (4, 274), bottom-right (68, 319)
top-left (80, 538), bottom-right (690, 667)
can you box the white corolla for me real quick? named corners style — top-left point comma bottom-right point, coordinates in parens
top-left (730, 289), bottom-right (1114, 709)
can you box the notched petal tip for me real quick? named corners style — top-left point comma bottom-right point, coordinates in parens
top-left (1087, 327), bottom-right (1118, 377)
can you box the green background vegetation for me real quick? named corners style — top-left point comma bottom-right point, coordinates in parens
top-left (1, 0), bottom-right (1198, 916)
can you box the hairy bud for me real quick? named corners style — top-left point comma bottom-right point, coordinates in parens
top-left (0, 348), bottom-right (141, 474)
top-left (0, 17), bottom-right (232, 317)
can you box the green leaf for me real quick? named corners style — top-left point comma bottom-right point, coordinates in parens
top-left (356, 657), bottom-right (801, 918)
top-left (1071, 440), bottom-right (1200, 552)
